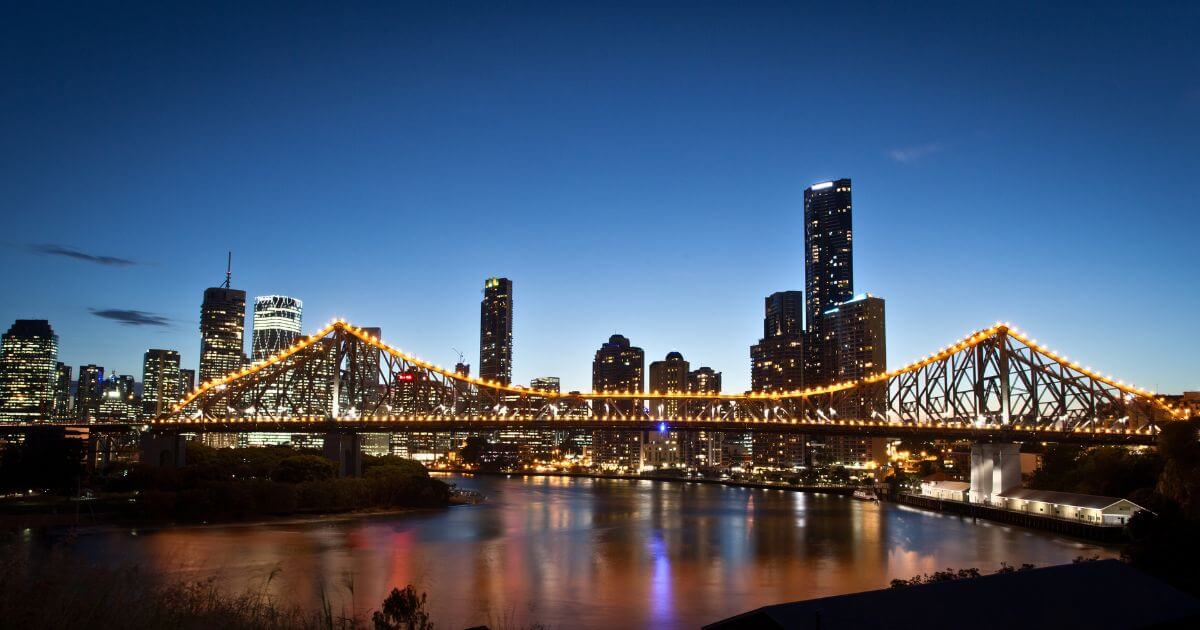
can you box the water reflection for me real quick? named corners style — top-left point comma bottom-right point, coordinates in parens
top-left (42, 474), bottom-right (1114, 629)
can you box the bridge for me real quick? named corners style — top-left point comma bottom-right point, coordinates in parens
top-left (137, 319), bottom-right (1176, 446)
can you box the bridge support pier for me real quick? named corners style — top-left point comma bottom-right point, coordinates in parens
top-left (323, 432), bottom-right (362, 477)
top-left (968, 442), bottom-right (1021, 505)
top-left (140, 432), bottom-right (187, 468)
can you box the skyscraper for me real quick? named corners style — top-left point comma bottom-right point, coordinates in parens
top-left (751, 291), bottom-right (806, 393)
top-left (199, 287), bottom-right (247, 384)
top-left (591, 334), bottom-right (644, 470)
top-left (0, 320), bottom-right (59, 422)
top-left (97, 373), bottom-right (137, 421)
top-left (818, 294), bottom-right (888, 468)
top-left (251, 295), bottom-right (303, 362)
top-left (179, 368), bottom-right (196, 398)
top-left (684, 366), bottom-right (724, 468)
top-left (750, 292), bottom-right (806, 471)
top-left (479, 277), bottom-right (513, 385)
top-left (804, 179), bottom-right (854, 384)
top-left (141, 349), bottom-right (182, 417)
top-left (75, 364), bottom-right (104, 422)
top-left (649, 351), bottom-right (690, 417)
top-left (52, 362), bottom-right (72, 419)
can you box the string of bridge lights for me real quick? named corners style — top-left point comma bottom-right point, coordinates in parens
top-left (169, 319), bottom-right (1182, 419)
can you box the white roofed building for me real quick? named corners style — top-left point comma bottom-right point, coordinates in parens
top-left (996, 488), bottom-right (1145, 526)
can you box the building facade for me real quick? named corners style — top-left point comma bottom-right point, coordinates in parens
top-left (479, 277), bottom-right (513, 385)
top-left (52, 362), bottom-right (72, 419)
top-left (0, 320), bottom-right (59, 422)
top-left (751, 291), bottom-right (806, 393)
top-left (818, 294), bottom-right (887, 468)
top-left (803, 179), bottom-right (854, 384)
top-left (251, 295), bottom-right (303, 362)
top-left (591, 334), bottom-right (645, 470)
top-left (199, 287), bottom-right (247, 384)
top-left (141, 349), bottom-right (182, 417)
top-left (75, 364), bottom-right (104, 422)
top-left (750, 292), bottom-right (806, 470)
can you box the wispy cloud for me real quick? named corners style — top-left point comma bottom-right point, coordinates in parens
top-left (90, 309), bottom-right (170, 327)
top-left (888, 142), bottom-right (945, 164)
top-left (29, 243), bottom-right (138, 267)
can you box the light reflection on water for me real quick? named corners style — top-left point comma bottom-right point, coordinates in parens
top-left (40, 474), bottom-right (1114, 629)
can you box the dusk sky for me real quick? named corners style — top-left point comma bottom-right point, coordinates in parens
top-left (2, 2), bottom-right (1197, 394)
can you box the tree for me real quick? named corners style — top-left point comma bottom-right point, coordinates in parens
top-left (372, 585), bottom-right (433, 630)
top-left (271, 455), bottom-right (336, 483)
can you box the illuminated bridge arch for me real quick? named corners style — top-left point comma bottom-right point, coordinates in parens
top-left (154, 321), bottom-right (1181, 445)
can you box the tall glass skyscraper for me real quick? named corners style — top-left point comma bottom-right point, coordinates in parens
top-left (0, 319), bottom-right (59, 422)
top-left (199, 287), bottom-right (247, 383)
top-left (804, 178), bottom-right (854, 384)
top-left (751, 291), bottom-right (805, 393)
top-left (251, 295), bottom-right (303, 362)
top-left (75, 364), bottom-right (104, 422)
top-left (142, 349), bottom-right (182, 417)
top-left (479, 277), bottom-right (513, 385)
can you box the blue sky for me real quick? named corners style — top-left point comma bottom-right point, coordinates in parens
top-left (2, 2), bottom-right (1197, 393)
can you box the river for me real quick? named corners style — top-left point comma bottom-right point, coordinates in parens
top-left (41, 474), bottom-right (1114, 628)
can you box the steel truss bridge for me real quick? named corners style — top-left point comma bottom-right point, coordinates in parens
top-left (130, 320), bottom-right (1182, 446)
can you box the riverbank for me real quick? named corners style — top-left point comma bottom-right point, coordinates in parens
top-left (896, 493), bottom-right (1128, 542)
top-left (436, 468), bottom-right (857, 496)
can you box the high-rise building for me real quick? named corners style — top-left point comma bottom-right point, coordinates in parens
top-left (52, 362), bottom-right (72, 419)
top-left (0, 320), bottom-right (59, 422)
top-left (97, 373), bottom-right (137, 422)
top-left (687, 367), bottom-right (722, 396)
top-left (531, 376), bottom-right (560, 392)
top-left (683, 366), bottom-right (724, 468)
top-left (199, 287), bottom-right (247, 384)
top-left (179, 368), bottom-right (196, 398)
top-left (591, 334), bottom-right (644, 470)
top-left (251, 295), bottom-right (303, 362)
top-left (141, 349), bottom-right (182, 417)
top-left (751, 291), bottom-right (806, 393)
top-left (479, 277), bottom-right (513, 385)
top-left (75, 364), bottom-right (104, 422)
top-left (804, 179), bottom-right (854, 384)
top-left (649, 351), bottom-right (689, 416)
top-left (818, 294), bottom-right (888, 468)
top-left (750, 292), bottom-right (806, 471)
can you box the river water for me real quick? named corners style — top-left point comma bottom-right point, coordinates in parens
top-left (48, 474), bottom-right (1113, 628)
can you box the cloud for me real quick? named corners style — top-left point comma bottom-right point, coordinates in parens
top-left (29, 243), bottom-right (137, 267)
top-left (888, 142), bottom-right (945, 164)
top-left (90, 309), bottom-right (171, 327)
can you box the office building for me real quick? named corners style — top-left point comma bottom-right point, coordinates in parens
top-left (591, 334), bottom-right (645, 470)
top-left (75, 364), bottom-right (104, 422)
top-left (179, 368), bottom-right (196, 398)
top-left (804, 179), bottom-right (854, 384)
top-left (251, 295), bottom-right (303, 361)
top-left (141, 349), bottom-right (182, 417)
top-left (750, 292), bottom-right (806, 470)
top-left (479, 277), bottom-right (513, 385)
top-left (97, 374), bottom-right (137, 421)
top-left (0, 320), bottom-right (59, 422)
top-left (52, 362), bottom-right (72, 419)
top-left (199, 286), bottom-right (247, 384)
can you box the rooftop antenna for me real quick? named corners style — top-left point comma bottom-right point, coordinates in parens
top-left (222, 251), bottom-right (232, 288)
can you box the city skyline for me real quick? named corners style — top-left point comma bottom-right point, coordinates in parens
top-left (2, 3), bottom-right (1197, 394)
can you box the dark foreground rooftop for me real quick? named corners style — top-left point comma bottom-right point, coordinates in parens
top-left (705, 560), bottom-right (1200, 630)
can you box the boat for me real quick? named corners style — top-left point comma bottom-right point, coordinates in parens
top-left (852, 488), bottom-right (880, 502)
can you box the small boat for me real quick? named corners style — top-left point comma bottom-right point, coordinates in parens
top-left (852, 488), bottom-right (879, 502)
